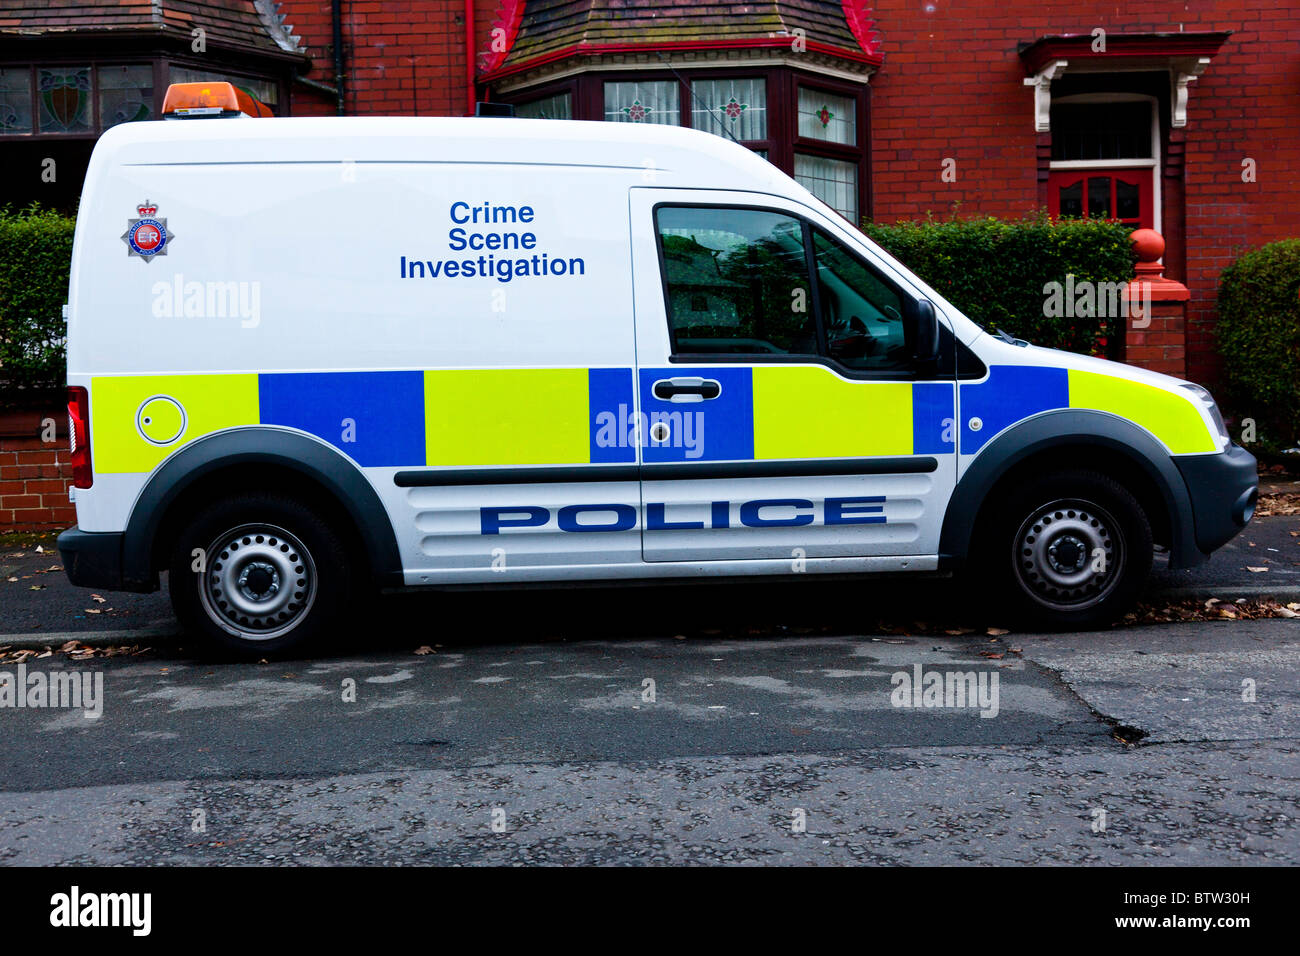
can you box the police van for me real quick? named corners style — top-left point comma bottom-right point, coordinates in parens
top-left (57, 81), bottom-right (1258, 654)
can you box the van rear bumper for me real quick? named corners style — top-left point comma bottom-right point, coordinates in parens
top-left (57, 526), bottom-right (155, 592)
top-left (1174, 444), bottom-right (1258, 558)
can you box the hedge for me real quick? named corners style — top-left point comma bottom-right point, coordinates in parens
top-left (862, 213), bottom-right (1136, 355)
top-left (1217, 238), bottom-right (1300, 448)
top-left (0, 204), bottom-right (76, 406)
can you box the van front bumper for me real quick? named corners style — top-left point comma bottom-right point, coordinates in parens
top-left (58, 526), bottom-right (126, 590)
top-left (1174, 444), bottom-right (1258, 558)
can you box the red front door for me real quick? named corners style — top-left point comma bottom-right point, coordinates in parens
top-left (1048, 169), bottom-right (1153, 229)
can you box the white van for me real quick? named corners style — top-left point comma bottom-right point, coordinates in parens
top-left (58, 82), bottom-right (1258, 654)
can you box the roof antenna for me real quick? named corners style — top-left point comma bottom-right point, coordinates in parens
top-left (654, 51), bottom-right (744, 146)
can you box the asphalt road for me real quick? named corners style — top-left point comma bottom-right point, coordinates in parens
top-left (1, 514), bottom-right (1296, 865)
top-left (0, 619), bottom-right (1295, 865)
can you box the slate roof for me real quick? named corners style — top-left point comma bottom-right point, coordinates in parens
top-left (0, 0), bottom-right (304, 58)
top-left (487, 0), bottom-right (880, 75)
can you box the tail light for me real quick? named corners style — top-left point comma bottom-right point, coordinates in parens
top-left (67, 385), bottom-right (92, 489)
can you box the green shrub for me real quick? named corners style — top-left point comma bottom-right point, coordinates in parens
top-left (862, 213), bottom-right (1135, 355)
top-left (1217, 238), bottom-right (1300, 448)
top-left (0, 204), bottom-right (76, 405)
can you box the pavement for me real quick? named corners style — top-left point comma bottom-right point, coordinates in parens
top-left (0, 620), bottom-right (1295, 864)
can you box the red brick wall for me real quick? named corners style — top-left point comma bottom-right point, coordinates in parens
top-left (0, 437), bottom-right (75, 533)
top-left (867, 0), bottom-right (1300, 388)
top-left (280, 0), bottom-right (501, 117)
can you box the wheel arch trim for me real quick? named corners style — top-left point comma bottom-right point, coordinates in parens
top-left (121, 426), bottom-right (404, 589)
top-left (939, 408), bottom-right (1200, 570)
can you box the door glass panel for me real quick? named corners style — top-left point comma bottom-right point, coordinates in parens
top-left (813, 230), bottom-right (911, 373)
top-left (1087, 177), bottom-right (1112, 218)
top-left (1115, 179), bottom-right (1140, 221)
top-left (655, 206), bottom-right (816, 355)
top-left (1057, 181), bottom-right (1083, 218)
top-left (1051, 101), bottom-right (1152, 160)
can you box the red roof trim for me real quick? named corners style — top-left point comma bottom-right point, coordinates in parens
top-left (479, 0), bottom-right (527, 75)
top-left (480, 36), bottom-right (884, 83)
top-left (1019, 32), bottom-right (1231, 74)
top-left (841, 0), bottom-right (882, 57)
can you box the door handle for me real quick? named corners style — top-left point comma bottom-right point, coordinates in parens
top-left (652, 377), bottom-right (721, 403)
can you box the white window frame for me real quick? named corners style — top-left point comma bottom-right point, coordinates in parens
top-left (1047, 92), bottom-right (1161, 235)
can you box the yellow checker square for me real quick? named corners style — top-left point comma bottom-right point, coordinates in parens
top-left (92, 373), bottom-right (260, 474)
top-left (424, 368), bottom-right (590, 467)
top-left (1068, 370), bottom-right (1216, 455)
top-left (751, 365), bottom-right (913, 460)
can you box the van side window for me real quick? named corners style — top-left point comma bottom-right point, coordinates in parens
top-left (655, 206), bottom-right (818, 356)
top-left (812, 229), bottom-right (913, 373)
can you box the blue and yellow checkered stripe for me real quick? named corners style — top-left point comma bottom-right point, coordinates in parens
top-left (87, 364), bottom-right (1214, 474)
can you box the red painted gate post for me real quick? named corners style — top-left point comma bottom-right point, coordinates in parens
top-left (1123, 228), bottom-right (1190, 379)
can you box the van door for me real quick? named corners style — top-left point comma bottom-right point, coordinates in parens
top-left (629, 188), bottom-right (957, 564)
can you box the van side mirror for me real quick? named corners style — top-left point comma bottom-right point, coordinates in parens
top-left (911, 298), bottom-right (940, 364)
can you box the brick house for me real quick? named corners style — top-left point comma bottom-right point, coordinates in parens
top-left (1, 0), bottom-right (1296, 530)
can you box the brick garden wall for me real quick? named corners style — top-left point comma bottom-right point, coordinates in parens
top-left (0, 430), bottom-right (74, 533)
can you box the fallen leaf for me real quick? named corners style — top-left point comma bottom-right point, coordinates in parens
top-left (1246, 566), bottom-right (1269, 573)
top-left (987, 627), bottom-right (1010, 636)
top-left (28, 585), bottom-right (44, 591)
top-left (413, 645), bottom-right (435, 655)
top-left (90, 593), bottom-right (106, 603)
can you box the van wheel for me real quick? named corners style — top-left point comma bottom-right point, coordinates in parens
top-left (168, 493), bottom-right (352, 657)
top-left (981, 470), bottom-right (1152, 629)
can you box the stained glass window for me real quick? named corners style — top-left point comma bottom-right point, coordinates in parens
top-left (98, 65), bottom-right (153, 129)
top-left (691, 78), bottom-right (767, 141)
top-left (797, 88), bottom-right (855, 146)
top-left (38, 67), bottom-right (91, 133)
top-left (795, 153), bottom-right (859, 222)
top-left (515, 92), bottom-right (571, 120)
top-left (604, 81), bottom-right (680, 125)
top-left (0, 68), bottom-right (33, 134)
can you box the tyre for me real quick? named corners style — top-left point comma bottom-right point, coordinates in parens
top-left (979, 470), bottom-right (1153, 629)
top-left (168, 492), bottom-right (353, 657)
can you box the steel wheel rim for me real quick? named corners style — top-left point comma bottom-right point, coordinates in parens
top-left (1012, 497), bottom-right (1124, 611)
top-left (198, 523), bottom-right (317, 641)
